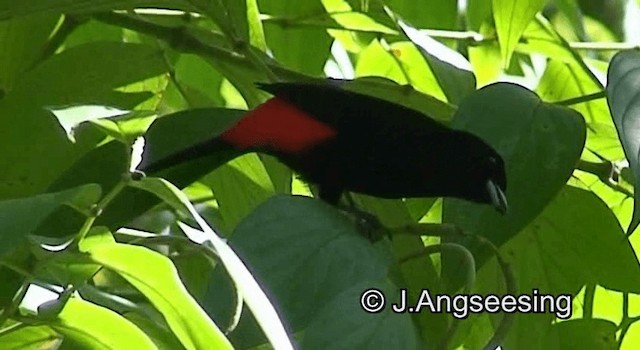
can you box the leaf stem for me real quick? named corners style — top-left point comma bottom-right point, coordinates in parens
top-left (582, 284), bottom-right (595, 319)
top-left (392, 223), bottom-right (516, 350)
top-left (400, 242), bottom-right (475, 350)
top-left (555, 91), bottom-right (607, 106)
top-left (75, 176), bottom-right (129, 243)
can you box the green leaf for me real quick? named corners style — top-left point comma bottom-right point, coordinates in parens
top-left (518, 15), bottom-right (585, 66)
top-left (124, 312), bottom-right (185, 350)
top-left (468, 22), bottom-right (502, 86)
top-left (467, 0), bottom-right (492, 30)
top-left (386, 0), bottom-right (457, 30)
top-left (322, 0), bottom-right (397, 34)
top-left (10, 42), bottom-right (166, 106)
top-left (0, 42), bottom-right (166, 198)
top-left (186, 0), bottom-right (265, 50)
top-left (537, 60), bottom-right (619, 160)
top-left (302, 281), bottom-right (420, 349)
top-left (120, 176), bottom-right (293, 349)
top-left (230, 195), bottom-right (391, 331)
top-left (606, 50), bottom-right (640, 236)
top-left (0, 0), bottom-right (190, 19)
top-left (394, 20), bottom-right (476, 105)
top-left (260, 0), bottom-right (333, 76)
top-left (49, 297), bottom-right (157, 350)
top-left (48, 140), bottom-right (129, 197)
top-left (492, 0), bottom-right (546, 66)
top-left (201, 154), bottom-right (276, 232)
top-left (353, 196), bottom-right (446, 342)
top-left (129, 177), bottom-right (193, 221)
top-left (552, 319), bottom-right (617, 350)
top-left (246, 0), bottom-right (267, 51)
top-left (88, 242), bottom-right (232, 350)
top-left (356, 39), bottom-right (458, 107)
top-left (171, 54), bottom-right (227, 108)
top-left (554, 0), bottom-right (586, 40)
top-left (0, 184), bottom-right (100, 257)
top-left (0, 324), bottom-right (61, 349)
top-left (355, 39), bottom-right (410, 84)
top-left (443, 83), bottom-right (586, 286)
top-left (520, 186), bottom-right (640, 293)
top-left (91, 111), bottom-right (157, 145)
top-left (0, 14), bottom-right (58, 90)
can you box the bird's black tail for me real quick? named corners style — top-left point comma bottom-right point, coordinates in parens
top-left (140, 137), bottom-right (243, 187)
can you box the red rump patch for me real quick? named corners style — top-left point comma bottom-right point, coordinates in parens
top-left (221, 97), bottom-right (337, 153)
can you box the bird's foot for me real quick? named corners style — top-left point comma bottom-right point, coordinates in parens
top-left (340, 206), bottom-right (388, 241)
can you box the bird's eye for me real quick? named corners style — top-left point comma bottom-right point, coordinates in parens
top-left (488, 156), bottom-right (497, 164)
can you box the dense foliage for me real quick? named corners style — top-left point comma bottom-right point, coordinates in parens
top-left (0, 0), bottom-right (639, 349)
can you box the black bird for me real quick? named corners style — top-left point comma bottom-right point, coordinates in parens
top-left (143, 80), bottom-right (508, 213)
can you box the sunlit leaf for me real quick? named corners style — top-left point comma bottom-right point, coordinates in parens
top-left (492, 0), bottom-right (546, 66)
top-left (88, 242), bottom-right (232, 350)
top-left (49, 297), bottom-right (157, 350)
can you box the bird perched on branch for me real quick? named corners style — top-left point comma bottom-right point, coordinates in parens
top-left (142, 80), bottom-right (508, 214)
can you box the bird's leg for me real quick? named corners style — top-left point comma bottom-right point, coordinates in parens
top-left (316, 184), bottom-right (386, 241)
top-left (340, 193), bottom-right (387, 241)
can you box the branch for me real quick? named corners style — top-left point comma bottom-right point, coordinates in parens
top-left (94, 12), bottom-right (282, 84)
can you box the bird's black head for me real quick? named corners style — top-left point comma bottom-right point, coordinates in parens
top-left (438, 130), bottom-right (508, 214)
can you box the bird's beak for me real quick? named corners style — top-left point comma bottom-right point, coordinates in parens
top-left (486, 180), bottom-right (508, 215)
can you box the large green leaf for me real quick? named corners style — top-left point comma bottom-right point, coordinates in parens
top-left (302, 281), bottom-right (420, 349)
top-left (470, 186), bottom-right (640, 348)
top-left (0, 14), bottom-right (58, 91)
top-left (131, 178), bottom-right (294, 349)
top-left (492, 0), bottom-right (546, 66)
top-left (525, 186), bottom-right (640, 294)
top-left (0, 42), bottom-right (166, 199)
top-left (443, 83), bottom-right (586, 287)
top-left (0, 184), bottom-right (100, 257)
top-left (49, 297), bottom-right (157, 350)
top-left (10, 42), bottom-right (166, 106)
top-left (88, 242), bottom-right (232, 350)
top-left (229, 195), bottom-right (391, 331)
top-left (606, 50), bottom-right (640, 236)
top-left (0, 324), bottom-right (60, 349)
top-left (552, 319), bottom-right (617, 350)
